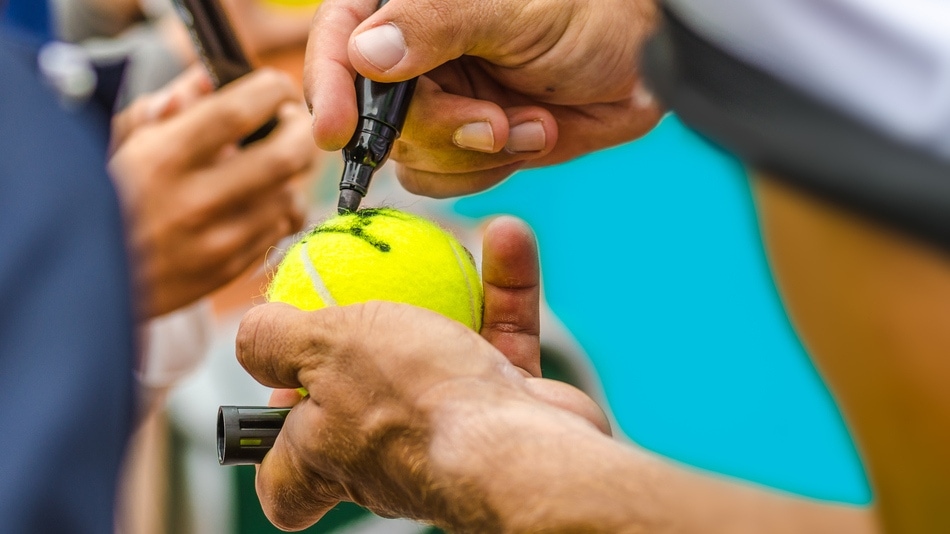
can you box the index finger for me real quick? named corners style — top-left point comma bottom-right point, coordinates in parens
top-left (164, 68), bottom-right (301, 164)
top-left (304, 0), bottom-right (376, 150)
top-left (480, 216), bottom-right (542, 377)
top-left (194, 101), bottom-right (315, 210)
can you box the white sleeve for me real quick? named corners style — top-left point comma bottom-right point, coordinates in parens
top-left (136, 298), bottom-right (213, 393)
top-left (666, 0), bottom-right (950, 162)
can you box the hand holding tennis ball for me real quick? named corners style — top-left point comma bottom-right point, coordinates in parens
top-left (240, 215), bottom-right (611, 529)
top-left (262, 210), bottom-right (608, 433)
top-left (266, 208), bottom-right (483, 329)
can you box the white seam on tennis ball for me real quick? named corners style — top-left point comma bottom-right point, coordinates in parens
top-left (447, 236), bottom-right (478, 330)
top-left (300, 242), bottom-right (337, 307)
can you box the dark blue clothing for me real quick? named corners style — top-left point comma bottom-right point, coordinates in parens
top-left (0, 27), bottom-right (136, 534)
top-left (0, 0), bottom-right (51, 42)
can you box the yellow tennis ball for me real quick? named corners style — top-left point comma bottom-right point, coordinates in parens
top-left (267, 208), bottom-right (483, 331)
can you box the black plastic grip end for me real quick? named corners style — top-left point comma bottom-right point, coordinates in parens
top-left (217, 406), bottom-right (288, 466)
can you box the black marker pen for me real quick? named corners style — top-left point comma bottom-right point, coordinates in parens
top-left (172, 0), bottom-right (278, 146)
top-left (337, 0), bottom-right (418, 213)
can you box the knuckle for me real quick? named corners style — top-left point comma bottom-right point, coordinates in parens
top-left (253, 67), bottom-right (292, 92)
top-left (404, 0), bottom-right (459, 51)
top-left (358, 299), bottom-right (389, 320)
top-left (175, 194), bottom-right (216, 233)
top-left (267, 144), bottom-right (309, 177)
top-left (212, 103), bottom-right (252, 135)
top-left (336, 2), bottom-right (367, 31)
top-left (253, 66), bottom-right (281, 83)
top-left (200, 229), bottom-right (243, 270)
top-left (332, 303), bottom-right (388, 353)
top-left (390, 139), bottom-right (413, 162)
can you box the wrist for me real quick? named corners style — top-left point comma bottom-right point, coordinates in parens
top-left (425, 382), bottom-right (649, 532)
top-left (496, 430), bottom-right (653, 533)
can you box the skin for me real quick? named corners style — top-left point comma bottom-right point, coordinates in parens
top-left (68, 0), bottom-right (315, 51)
top-left (753, 175), bottom-right (950, 533)
top-left (303, 0), bottom-right (663, 197)
top-left (109, 66), bottom-right (316, 318)
top-left (235, 0), bottom-right (950, 531)
top-left (222, 0), bottom-right (318, 61)
top-left (240, 217), bottom-right (878, 533)
top-left (244, 216), bottom-right (616, 530)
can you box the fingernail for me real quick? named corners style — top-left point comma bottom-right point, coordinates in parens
top-left (506, 121), bottom-right (546, 153)
top-left (453, 121), bottom-right (495, 152)
top-left (354, 23), bottom-right (407, 72)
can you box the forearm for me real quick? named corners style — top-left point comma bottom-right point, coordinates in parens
top-left (434, 398), bottom-right (879, 533)
top-left (628, 448), bottom-right (877, 534)
top-left (754, 174), bottom-right (950, 533)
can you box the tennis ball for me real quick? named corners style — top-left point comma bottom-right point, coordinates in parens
top-left (267, 208), bottom-right (483, 331)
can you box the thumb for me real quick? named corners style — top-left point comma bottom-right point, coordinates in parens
top-left (347, 0), bottom-right (549, 81)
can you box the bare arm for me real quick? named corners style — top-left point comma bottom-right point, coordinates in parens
top-left (449, 405), bottom-right (878, 534)
top-left (754, 174), bottom-right (950, 533)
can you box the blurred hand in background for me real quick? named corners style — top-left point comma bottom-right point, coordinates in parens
top-left (108, 66), bottom-right (316, 319)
